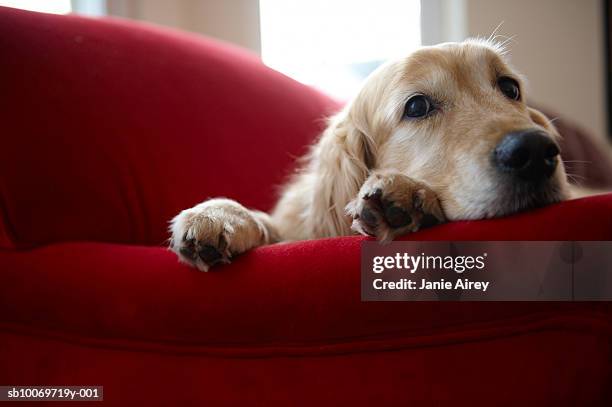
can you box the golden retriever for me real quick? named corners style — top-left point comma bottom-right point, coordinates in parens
top-left (169, 39), bottom-right (573, 271)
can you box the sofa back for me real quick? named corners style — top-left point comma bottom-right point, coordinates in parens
top-left (0, 7), bottom-right (338, 248)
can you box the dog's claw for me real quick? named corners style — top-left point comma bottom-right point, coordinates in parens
top-left (363, 188), bottom-right (382, 201)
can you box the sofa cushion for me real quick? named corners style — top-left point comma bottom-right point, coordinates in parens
top-left (2, 194), bottom-right (612, 347)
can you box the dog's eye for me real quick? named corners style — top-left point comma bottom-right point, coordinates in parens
top-left (404, 95), bottom-right (433, 118)
top-left (497, 77), bottom-right (520, 101)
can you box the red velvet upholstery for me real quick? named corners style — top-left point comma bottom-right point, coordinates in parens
top-left (0, 6), bottom-right (337, 250)
top-left (0, 7), bottom-right (611, 406)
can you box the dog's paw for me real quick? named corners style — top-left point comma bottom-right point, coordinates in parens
top-left (169, 199), bottom-right (269, 271)
top-left (346, 172), bottom-right (445, 242)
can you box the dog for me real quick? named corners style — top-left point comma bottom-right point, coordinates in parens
top-left (169, 39), bottom-right (574, 271)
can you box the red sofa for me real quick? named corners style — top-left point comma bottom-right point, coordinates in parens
top-left (1, 7), bottom-right (611, 406)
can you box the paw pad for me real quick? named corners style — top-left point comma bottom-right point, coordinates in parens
top-left (198, 245), bottom-right (224, 265)
top-left (383, 205), bottom-right (412, 228)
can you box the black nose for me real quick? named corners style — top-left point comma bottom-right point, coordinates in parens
top-left (493, 130), bottom-right (560, 181)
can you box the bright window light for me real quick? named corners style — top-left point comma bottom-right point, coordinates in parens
top-left (0, 0), bottom-right (71, 14)
top-left (260, 0), bottom-right (421, 99)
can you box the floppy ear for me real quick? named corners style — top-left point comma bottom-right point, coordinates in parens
top-left (306, 62), bottom-right (393, 236)
top-left (308, 111), bottom-right (377, 236)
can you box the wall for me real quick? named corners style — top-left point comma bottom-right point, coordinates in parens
top-left (465, 0), bottom-right (606, 140)
top-left (106, 0), bottom-right (261, 53)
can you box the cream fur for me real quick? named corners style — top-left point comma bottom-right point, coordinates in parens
top-left (170, 39), bottom-right (576, 271)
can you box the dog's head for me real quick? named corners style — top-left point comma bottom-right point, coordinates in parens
top-left (343, 39), bottom-right (569, 220)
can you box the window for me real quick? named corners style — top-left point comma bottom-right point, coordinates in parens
top-left (0, 0), bottom-right (71, 14)
top-left (259, 0), bottom-right (421, 99)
